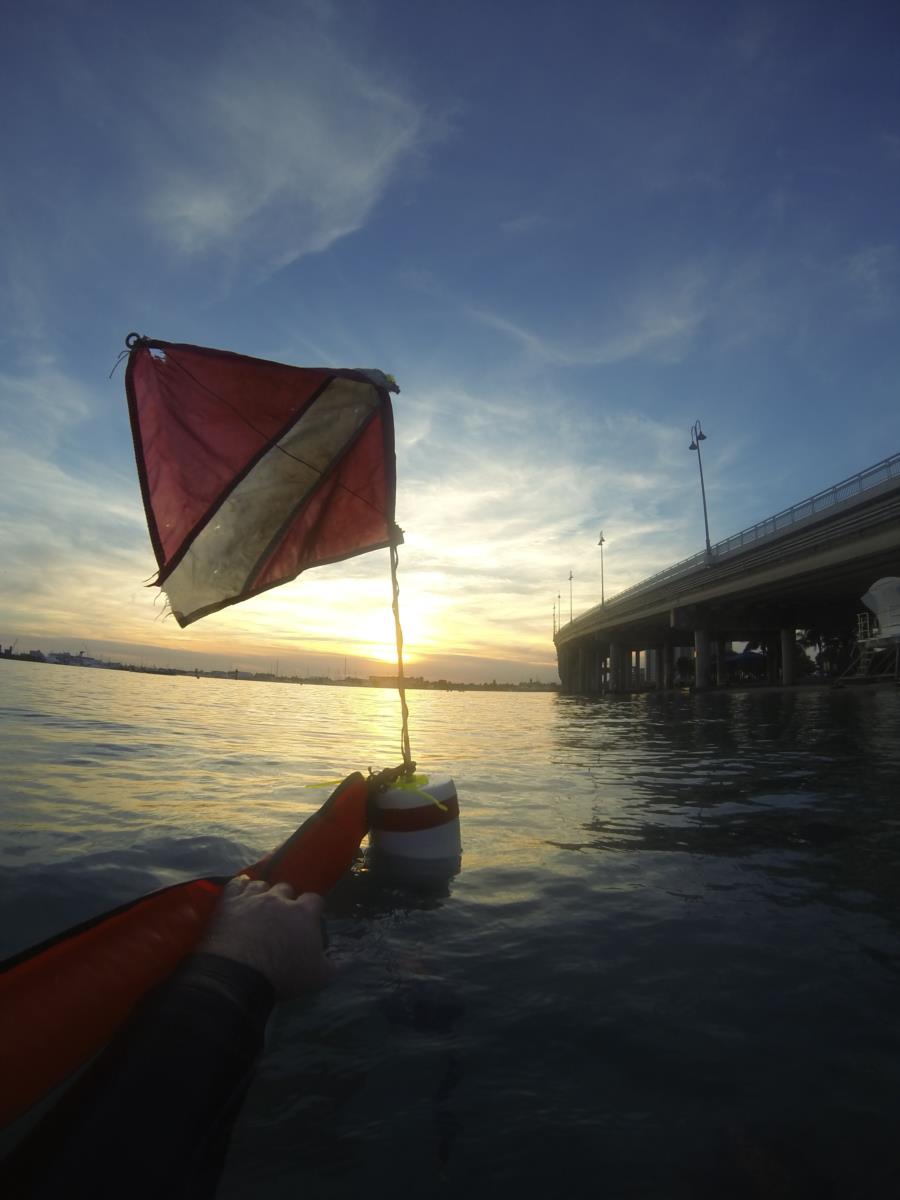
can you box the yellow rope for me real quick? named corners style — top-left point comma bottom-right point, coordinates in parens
top-left (390, 532), bottom-right (413, 772)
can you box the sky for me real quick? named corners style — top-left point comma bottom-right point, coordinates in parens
top-left (2, 0), bottom-right (899, 683)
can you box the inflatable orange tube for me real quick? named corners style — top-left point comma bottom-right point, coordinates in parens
top-left (0, 772), bottom-right (371, 1128)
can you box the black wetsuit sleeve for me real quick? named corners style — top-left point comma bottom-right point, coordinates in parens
top-left (2, 952), bottom-right (275, 1199)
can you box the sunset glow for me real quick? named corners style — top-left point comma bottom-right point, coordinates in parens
top-left (2, 4), bottom-right (898, 682)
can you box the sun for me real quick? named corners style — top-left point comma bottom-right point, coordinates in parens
top-left (344, 593), bottom-right (440, 665)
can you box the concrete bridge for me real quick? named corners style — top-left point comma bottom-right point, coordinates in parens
top-left (555, 454), bottom-right (900, 693)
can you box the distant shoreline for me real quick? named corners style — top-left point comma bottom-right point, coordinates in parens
top-left (0, 651), bottom-right (559, 694)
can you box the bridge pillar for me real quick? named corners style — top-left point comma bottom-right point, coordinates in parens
top-left (781, 628), bottom-right (795, 686)
top-left (651, 647), bottom-right (663, 689)
top-left (609, 642), bottom-right (625, 692)
top-left (694, 628), bottom-right (711, 690)
top-left (593, 644), bottom-right (605, 693)
top-left (662, 643), bottom-right (674, 689)
top-left (716, 638), bottom-right (727, 687)
top-left (766, 635), bottom-right (778, 685)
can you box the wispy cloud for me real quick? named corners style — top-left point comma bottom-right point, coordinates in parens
top-left (467, 269), bottom-right (706, 367)
top-left (845, 244), bottom-right (898, 320)
top-left (0, 359), bottom-right (95, 448)
top-left (141, 7), bottom-right (434, 276)
top-left (499, 213), bottom-right (551, 236)
top-left (0, 442), bottom-right (149, 637)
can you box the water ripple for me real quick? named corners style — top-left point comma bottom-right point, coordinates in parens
top-left (2, 663), bottom-right (900, 1195)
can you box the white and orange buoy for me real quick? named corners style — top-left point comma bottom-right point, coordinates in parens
top-left (368, 774), bottom-right (461, 884)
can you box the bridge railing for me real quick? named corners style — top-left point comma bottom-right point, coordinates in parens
top-left (568, 452), bottom-right (900, 624)
top-left (711, 453), bottom-right (900, 557)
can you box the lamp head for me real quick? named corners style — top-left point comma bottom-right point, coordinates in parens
top-left (689, 439), bottom-right (698, 451)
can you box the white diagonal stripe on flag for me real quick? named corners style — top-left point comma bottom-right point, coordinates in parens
top-left (163, 377), bottom-right (379, 622)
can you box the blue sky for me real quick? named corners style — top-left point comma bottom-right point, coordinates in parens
top-left (2, 0), bottom-right (899, 681)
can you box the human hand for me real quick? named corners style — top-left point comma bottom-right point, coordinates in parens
top-left (197, 876), bottom-right (334, 1000)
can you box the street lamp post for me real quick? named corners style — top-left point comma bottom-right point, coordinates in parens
top-left (689, 419), bottom-right (712, 555)
top-left (569, 571), bottom-right (573, 624)
top-left (597, 530), bottom-right (606, 605)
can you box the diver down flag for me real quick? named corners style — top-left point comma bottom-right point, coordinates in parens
top-left (125, 338), bottom-right (398, 626)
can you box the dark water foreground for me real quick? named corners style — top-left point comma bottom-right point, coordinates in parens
top-left (1, 662), bottom-right (899, 1197)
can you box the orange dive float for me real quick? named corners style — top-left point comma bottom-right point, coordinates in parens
top-left (0, 771), bottom-right (372, 1128)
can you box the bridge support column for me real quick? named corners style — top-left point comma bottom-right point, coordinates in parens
top-left (593, 644), bottom-right (605, 693)
top-left (609, 642), bottom-right (625, 693)
top-left (567, 646), bottom-right (578, 693)
top-left (694, 628), bottom-right (711, 690)
top-left (716, 638), bottom-right (727, 687)
top-left (766, 635), bottom-right (778, 685)
top-left (662, 643), bottom-right (674, 690)
top-left (651, 648), bottom-right (663, 689)
top-left (781, 628), bottom-right (795, 686)
top-left (558, 646), bottom-right (569, 694)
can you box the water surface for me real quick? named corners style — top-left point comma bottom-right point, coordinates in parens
top-left (2, 660), bottom-right (899, 1197)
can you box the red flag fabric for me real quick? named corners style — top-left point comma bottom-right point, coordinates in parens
top-left (125, 337), bottom-right (398, 626)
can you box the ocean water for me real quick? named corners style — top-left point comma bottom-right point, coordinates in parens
top-left (2, 659), bottom-right (900, 1197)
